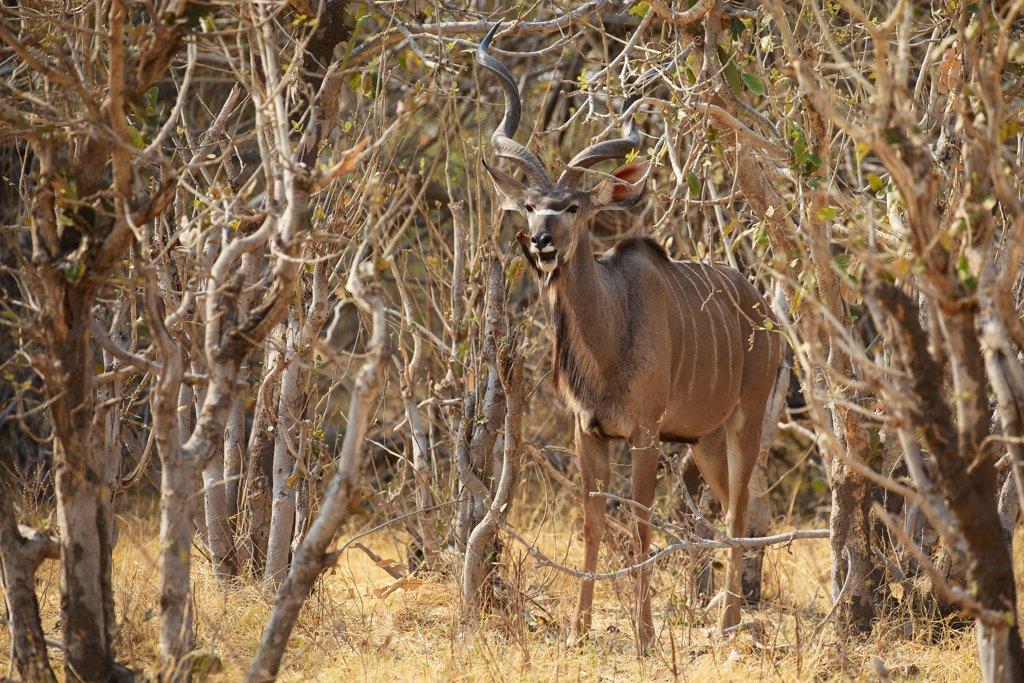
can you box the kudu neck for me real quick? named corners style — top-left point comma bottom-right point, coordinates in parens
top-left (546, 231), bottom-right (619, 361)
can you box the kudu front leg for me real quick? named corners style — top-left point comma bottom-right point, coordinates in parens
top-left (628, 429), bottom-right (659, 655)
top-left (570, 426), bottom-right (610, 646)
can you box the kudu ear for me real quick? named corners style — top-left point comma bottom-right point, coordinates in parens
top-left (482, 159), bottom-right (528, 212)
top-left (591, 159), bottom-right (649, 212)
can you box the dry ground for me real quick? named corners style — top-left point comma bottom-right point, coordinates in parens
top-left (1, 494), bottom-right (982, 682)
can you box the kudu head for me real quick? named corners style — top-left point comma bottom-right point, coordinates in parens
top-left (477, 23), bottom-right (648, 275)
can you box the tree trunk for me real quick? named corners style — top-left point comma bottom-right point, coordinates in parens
top-left (827, 437), bottom-right (875, 631)
top-left (455, 262), bottom-right (507, 554)
top-left (48, 307), bottom-right (118, 681)
top-left (978, 621), bottom-right (1021, 683)
top-left (744, 347), bottom-right (789, 603)
top-left (404, 392), bottom-right (437, 568)
top-left (265, 309), bottom-right (302, 584)
top-left (244, 327), bottom-right (286, 575)
top-left (98, 300), bottom-right (128, 552)
top-left (202, 446), bottom-right (236, 579)
top-left (291, 425), bottom-right (311, 555)
top-left (153, 346), bottom-right (195, 675)
top-left (742, 460), bottom-right (770, 604)
top-left (877, 284), bottom-right (1024, 677)
top-left (215, 249), bottom-right (264, 578)
top-left (0, 494), bottom-right (58, 683)
top-left (463, 355), bottom-right (524, 610)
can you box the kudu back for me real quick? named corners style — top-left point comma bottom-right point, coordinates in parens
top-left (476, 24), bottom-right (784, 650)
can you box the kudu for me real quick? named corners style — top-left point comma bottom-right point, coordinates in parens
top-left (477, 25), bottom-right (784, 650)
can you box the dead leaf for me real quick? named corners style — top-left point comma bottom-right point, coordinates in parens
top-left (374, 574), bottom-right (425, 599)
top-left (937, 46), bottom-right (961, 94)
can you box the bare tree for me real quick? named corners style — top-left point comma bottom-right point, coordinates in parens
top-left (248, 254), bottom-right (389, 682)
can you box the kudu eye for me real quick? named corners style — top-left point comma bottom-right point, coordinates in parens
top-left (524, 204), bottom-right (534, 213)
top-left (567, 205), bottom-right (578, 214)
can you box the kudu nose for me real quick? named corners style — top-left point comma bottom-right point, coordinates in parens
top-left (531, 233), bottom-right (552, 249)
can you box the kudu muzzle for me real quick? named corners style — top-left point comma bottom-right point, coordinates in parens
top-left (529, 231), bottom-right (557, 270)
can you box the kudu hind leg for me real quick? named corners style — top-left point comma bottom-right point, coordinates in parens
top-left (688, 427), bottom-right (730, 609)
top-left (742, 462), bottom-right (771, 605)
top-left (720, 409), bottom-right (763, 632)
top-left (628, 435), bottom-right (659, 654)
top-left (570, 426), bottom-right (610, 644)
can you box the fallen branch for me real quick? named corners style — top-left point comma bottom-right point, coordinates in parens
top-left (502, 522), bottom-right (828, 582)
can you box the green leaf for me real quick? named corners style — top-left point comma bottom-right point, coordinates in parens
top-left (816, 206), bottom-right (838, 220)
top-left (957, 254), bottom-right (978, 291)
top-left (686, 171), bottom-right (702, 197)
top-left (576, 68), bottom-right (590, 91)
top-left (867, 172), bottom-right (885, 193)
top-left (628, 1), bottom-right (650, 17)
top-left (507, 256), bottom-right (525, 286)
top-left (834, 252), bottom-right (851, 275)
top-left (883, 127), bottom-right (905, 144)
top-left (741, 72), bottom-right (765, 96)
top-left (145, 86), bottom-right (158, 113)
top-left (127, 125), bottom-right (146, 149)
top-left (754, 223), bottom-right (768, 246)
top-left (717, 46), bottom-right (743, 93)
top-left (62, 261), bottom-right (85, 283)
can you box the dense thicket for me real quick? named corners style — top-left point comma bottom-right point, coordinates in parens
top-left (2, 1), bottom-right (1024, 680)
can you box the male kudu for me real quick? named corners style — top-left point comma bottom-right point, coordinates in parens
top-left (476, 25), bottom-right (784, 650)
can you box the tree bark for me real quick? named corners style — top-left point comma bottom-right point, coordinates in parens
top-left (202, 452), bottom-right (236, 579)
top-left (877, 283), bottom-right (1024, 678)
top-left (146, 282), bottom-right (194, 676)
top-left (463, 353), bottom-right (524, 610)
top-left (265, 261), bottom-right (330, 585)
top-left (50, 309), bottom-right (118, 682)
top-left (455, 262), bottom-right (507, 553)
top-left (23, 139), bottom-right (119, 681)
top-left (244, 326), bottom-right (286, 574)
top-left (0, 494), bottom-right (58, 683)
top-left (397, 264), bottom-right (438, 569)
top-left (221, 251), bottom-right (265, 554)
top-left (224, 395), bottom-right (247, 532)
top-left (265, 309), bottom-right (302, 584)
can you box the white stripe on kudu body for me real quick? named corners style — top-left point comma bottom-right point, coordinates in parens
top-left (476, 22), bottom-right (785, 650)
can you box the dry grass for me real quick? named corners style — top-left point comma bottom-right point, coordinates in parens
top-left (2, 495), bottom-right (982, 682)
